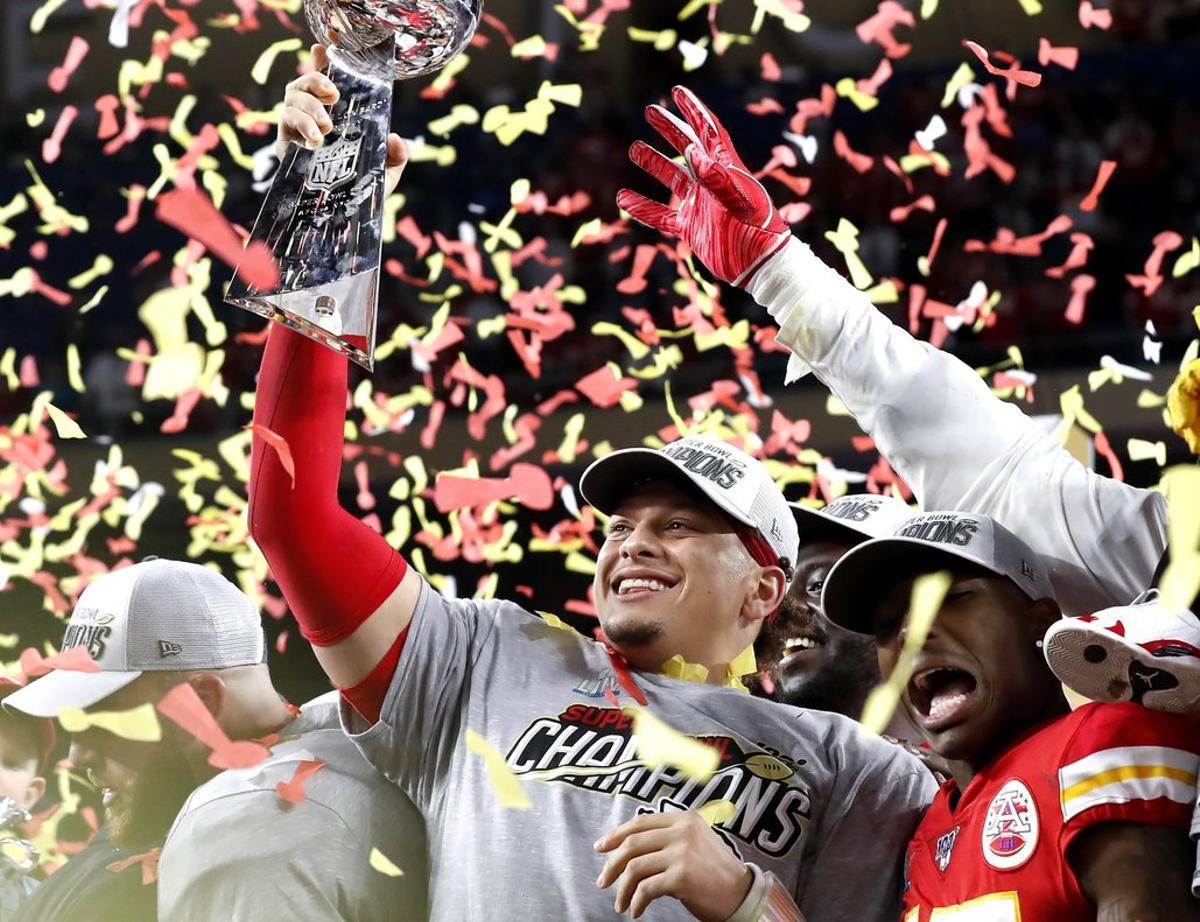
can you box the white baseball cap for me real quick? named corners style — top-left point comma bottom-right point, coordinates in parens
top-left (579, 435), bottom-right (800, 582)
top-left (790, 493), bottom-right (914, 546)
top-left (5, 558), bottom-right (267, 719)
top-left (821, 511), bottom-right (1053, 634)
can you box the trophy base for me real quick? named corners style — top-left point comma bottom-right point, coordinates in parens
top-left (228, 268), bottom-right (378, 370)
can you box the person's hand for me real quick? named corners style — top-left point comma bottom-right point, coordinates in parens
top-left (618, 85), bottom-right (790, 287)
top-left (595, 811), bottom-right (753, 920)
top-left (277, 43), bottom-right (409, 196)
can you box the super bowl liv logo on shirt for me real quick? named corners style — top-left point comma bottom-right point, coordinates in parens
top-left (506, 705), bottom-right (811, 859)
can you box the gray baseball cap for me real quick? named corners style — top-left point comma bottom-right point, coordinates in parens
top-left (579, 435), bottom-right (800, 583)
top-left (821, 511), bottom-right (1053, 634)
top-left (790, 493), bottom-right (914, 546)
top-left (5, 558), bottom-right (266, 718)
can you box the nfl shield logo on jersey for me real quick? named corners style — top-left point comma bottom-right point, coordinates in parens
top-left (982, 779), bottom-right (1039, 870)
top-left (934, 826), bottom-right (959, 873)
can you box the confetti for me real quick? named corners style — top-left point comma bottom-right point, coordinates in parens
top-left (156, 682), bottom-right (270, 771)
top-left (465, 728), bottom-right (531, 809)
top-left (369, 847), bottom-right (405, 877)
top-left (1080, 160), bottom-right (1117, 212)
top-left (58, 703), bottom-right (162, 742)
top-left (860, 572), bottom-right (952, 733)
top-left (625, 706), bottom-right (719, 782)
top-left (275, 758), bottom-right (326, 805)
top-left (1158, 466), bottom-right (1200, 611)
top-left (1168, 360), bottom-right (1200, 454)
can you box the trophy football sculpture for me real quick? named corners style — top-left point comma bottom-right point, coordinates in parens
top-left (226, 0), bottom-right (482, 370)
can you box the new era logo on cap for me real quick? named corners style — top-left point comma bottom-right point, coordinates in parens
top-left (159, 640), bottom-right (183, 658)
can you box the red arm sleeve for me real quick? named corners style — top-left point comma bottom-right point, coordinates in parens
top-left (248, 325), bottom-right (409, 716)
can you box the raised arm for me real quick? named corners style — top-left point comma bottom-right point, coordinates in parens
top-left (620, 86), bottom-right (1166, 617)
top-left (248, 46), bottom-right (418, 717)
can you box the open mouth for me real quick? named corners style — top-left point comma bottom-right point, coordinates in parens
top-left (612, 575), bottom-right (679, 598)
top-left (908, 666), bottom-right (979, 730)
top-left (779, 633), bottom-right (827, 668)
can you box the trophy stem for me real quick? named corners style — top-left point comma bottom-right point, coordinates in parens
top-left (226, 53), bottom-right (394, 371)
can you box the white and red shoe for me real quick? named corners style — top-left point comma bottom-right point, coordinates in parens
top-left (1043, 590), bottom-right (1200, 714)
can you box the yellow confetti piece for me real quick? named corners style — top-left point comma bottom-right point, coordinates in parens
top-left (66, 344), bottom-right (84, 394)
top-left (511, 35), bottom-right (550, 58)
top-left (1127, 438), bottom-right (1166, 465)
top-left (628, 27), bottom-right (678, 51)
top-left (251, 37), bottom-right (303, 85)
top-left (836, 77), bottom-right (879, 113)
top-left (1016, 0), bottom-right (1043, 13)
top-left (824, 219), bottom-right (874, 290)
top-left (920, 0), bottom-right (939, 18)
top-left (661, 655), bottom-right (709, 684)
top-left (626, 706), bottom-right (719, 782)
top-left (860, 571), bottom-right (952, 734)
top-left (942, 62), bottom-right (976, 108)
top-left (1159, 466), bottom-right (1200, 612)
top-left (30, 0), bottom-right (69, 33)
top-left (538, 611), bottom-right (575, 632)
top-left (25, 109), bottom-right (45, 129)
top-left (58, 703), bottom-right (162, 742)
top-left (752, 0), bottom-right (811, 33)
top-left (45, 401), bottom-right (85, 439)
top-left (698, 799), bottom-right (737, 826)
top-left (369, 847), bottom-right (405, 877)
top-left (68, 255), bottom-right (114, 290)
top-left (1174, 238), bottom-right (1200, 279)
top-left (428, 104), bottom-right (481, 138)
top-left (1168, 359), bottom-right (1200, 453)
top-left (465, 729), bottom-right (531, 809)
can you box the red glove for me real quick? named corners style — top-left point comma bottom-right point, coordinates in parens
top-left (617, 86), bottom-right (790, 287)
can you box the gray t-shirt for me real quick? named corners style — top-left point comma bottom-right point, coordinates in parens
top-left (342, 580), bottom-right (936, 922)
top-left (158, 691), bottom-right (428, 921)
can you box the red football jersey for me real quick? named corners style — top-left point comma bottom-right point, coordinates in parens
top-left (902, 702), bottom-right (1199, 921)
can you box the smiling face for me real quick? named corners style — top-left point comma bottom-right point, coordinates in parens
top-left (67, 675), bottom-right (202, 847)
top-left (872, 565), bottom-right (1065, 771)
top-left (593, 479), bottom-right (785, 674)
top-left (757, 539), bottom-right (881, 717)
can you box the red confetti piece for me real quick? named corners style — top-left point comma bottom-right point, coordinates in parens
top-left (760, 52), bottom-right (781, 82)
top-left (857, 58), bottom-right (893, 97)
top-left (1080, 160), bottom-right (1117, 212)
top-left (963, 40), bottom-right (1042, 99)
top-left (1065, 273), bottom-right (1096, 324)
top-left (856, 1), bottom-right (915, 60)
top-left (890, 195), bottom-right (936, 223)
top-left (1126, 231), bottom-right (1183, 298)
top-left (275, 759), bottom-right (325, 805)
top-left (616, 244), bottom-right (656, 294)
top-left (41, 106), bottom-right (78, 164)
top-left (20, 645), bottom-right (100, 680)
top-left (789, 85), bottom-right (836, 135)
top-left (354, 459), bottom-right (375, 511)
top-left (106, 848), bottom-right (161, 885)
top-left (1037, 38), bottom-right (1079, 71)
top-left (155, 186), bottom-right (279, 290)
top-left (576, 365), bottom-right (637, 408)
top-left (1045, 232), bottom-right (1095, 279)
top-left (1093, 430), bottom-right (1124, 481)
top-left (921, 218), bottom-right (948, 275)
top-left (433, 463), bottom-right (554, 513)
top-left (48, 37), bottom-right (89, 93)
top-left (156, 682), bottom-right (271, 771)
top-left (161, 388), bottom-right (202, 434)
top-left (95, 95), bottom-right (121, 139)
top-left (1079, 1), bottom-right (1113, 30)
top-left (833, 130), bottom-right (874, 174)
top-left (244, 423), bottom-right (295, 488)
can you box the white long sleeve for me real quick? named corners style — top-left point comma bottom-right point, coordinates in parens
top-left (747, 237), bottom-right (1167, 617)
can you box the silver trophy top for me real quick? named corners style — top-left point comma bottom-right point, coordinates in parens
top-left (304, 0), bottom-right (483, 84)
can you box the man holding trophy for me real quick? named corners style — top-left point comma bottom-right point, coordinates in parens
top-left (242, 15), bottom-right (936, 917)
